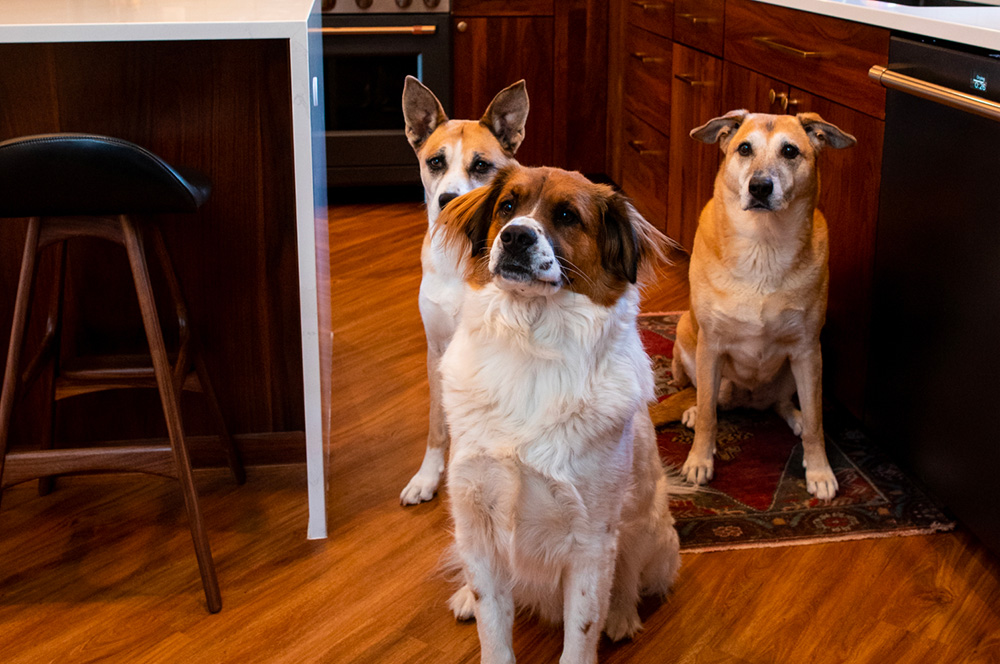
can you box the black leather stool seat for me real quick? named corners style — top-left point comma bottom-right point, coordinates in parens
top-left (0, 133), bottom-right (211, 217)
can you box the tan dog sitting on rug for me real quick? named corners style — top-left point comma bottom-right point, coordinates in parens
top-left (650, 110), bottom-right (856, 501)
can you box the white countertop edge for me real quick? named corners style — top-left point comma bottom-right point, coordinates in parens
top-left (756, 0), bottom-right (1000, 51)
top-left (0, 21), bottom-right (307, 43)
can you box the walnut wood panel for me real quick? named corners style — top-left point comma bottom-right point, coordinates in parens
top-left (453, 0), bottom-right (554, 16)
top-left (553, 0), bottom-right (608, 175)
top-left (624, 25), bottom-right (673, 137)
top-left (626, 0), bottom-right (673, 40)
top-left (453, 16), bottom-right (555, 168)
top-left (606, 0), bottom-right (628, 186)
top-left (722, 60), bottom-right (789, 115)
top-left (0, 201), bottom-right (998, 661)
top-left (673, 0), bottom-right (724, 57)
top-left (792, 89), bottom-right (883, 419)
top-left (726, 0), bottom-right (890, 119)
top-left (621, 110), bottom-right (669, 230)
top-left (0, 41), bottom-right (304, 451)
top-left (667, 44), bottom-right (723, 252)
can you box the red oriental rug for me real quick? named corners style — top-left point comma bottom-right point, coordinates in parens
top-left (640, 313), bottom-right (955, 553)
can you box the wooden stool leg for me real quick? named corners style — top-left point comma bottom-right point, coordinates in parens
top-left (1, 218), bottom-right (42, 503)
top-left (120, 216), bottom-right (222, 613)
top-left (37, 241), bottom-right (67, 496)
top-left (195, 354), bottom-right (246, 485)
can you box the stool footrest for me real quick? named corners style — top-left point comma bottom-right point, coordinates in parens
top-left (2, 445), bottom-right (176, 489)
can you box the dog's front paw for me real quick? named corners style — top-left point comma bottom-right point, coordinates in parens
top-left (448, 585), bottom-right (477, 621)
top-left (681, 453), bottom-right (714, 485)
top-left (805, 466), bottom-right (839, 501)
top-left (604, 607), bottom-right (642, 642)
top-left (400, 471), bottom-right (441, 506)
top-left (681, 405), bottom-right (697, 429)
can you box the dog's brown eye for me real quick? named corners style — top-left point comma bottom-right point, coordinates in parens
top-left (781, 144), bottom-right (800, 159)
top-left (472, 159), bottom-right (493, 175)
top-left (428, 155), bottom-right (446, 172)
top-left (498, 200), bottom-right (515, 216)
top-left (737, 142), bottom-right (752, 157)
top-left (554, 208), bottom-right (580, 227)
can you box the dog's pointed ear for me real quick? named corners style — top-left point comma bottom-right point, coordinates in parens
top-left (439, 167), bottom-right (511, 268)
top-left (691, 109), bottom-right (749, 152)
top-left (402, 75), bottom-right (449, 152)
top-left (480, 80), bottom-right (529, 156)
top-left (601, 190), bottom-right (673, 285)
top-left (796, 112), bottom-right (857, 150)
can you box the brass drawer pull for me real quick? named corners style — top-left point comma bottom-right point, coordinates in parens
top-left (753, 36), bottom-right (827, 59)
top-left (677, 13), bottom-right (718, 25)
top-left (675, 73), bottom-right (713, 87)
top-left (320, 25), bottom-right (437, 36)
top-left (768, 88), bottom-right (799, 111)
top-left (627, 140), bottom-right (664, 156)
top-left (629, 52), bottom-right (665, 64)
top-left (630, 1), bottom-right (667, 9)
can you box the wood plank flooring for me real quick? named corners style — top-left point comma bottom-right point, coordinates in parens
top-left (0, 199), bottom-right (998, 663)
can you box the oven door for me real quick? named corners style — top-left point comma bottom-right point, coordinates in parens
top-left (322, 13), bottom-right (451, 188)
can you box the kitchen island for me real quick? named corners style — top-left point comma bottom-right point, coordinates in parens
top-left (0, 0), bottom-right (329, 539)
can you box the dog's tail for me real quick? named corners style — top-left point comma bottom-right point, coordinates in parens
top-left (648, 387), bottom-right (696, 428)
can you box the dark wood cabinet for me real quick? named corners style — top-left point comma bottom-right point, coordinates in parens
top-left (452, 0), bottom-right (607, 174)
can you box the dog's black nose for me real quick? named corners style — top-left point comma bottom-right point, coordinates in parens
top-left (438, 192), bottom-right (459, 210)
top-left (748, 176), bottom-right (773, 202)
top-left (500, 224), bottom-right (537, 252)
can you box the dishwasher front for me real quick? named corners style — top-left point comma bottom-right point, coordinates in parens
top-left (867, 35), bottom-right (1000, 554)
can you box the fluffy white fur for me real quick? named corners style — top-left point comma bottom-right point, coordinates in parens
top-left (441, 282), bottom-right (680, 664)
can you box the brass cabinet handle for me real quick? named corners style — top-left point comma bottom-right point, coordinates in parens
top-left (627, 140), bottom-right (664, 156)
top-left (456, 21), bottom-right (467, 32)
top-left (675, 73), bottom-right (714, 87)
top-left (631, 1), bottom-right (667, 9)
top-left (677, 13), bottom-right (718, 25)
top-left (753, 36), bottom-right (827, 59)
top-left (768, 88), bottom-right (799, 111)
top-left (870, 65), bottom-right (1000, 123)
top-left (629, 52), bottom-right (665, 64)
top-left (321, 25), bottom-right (437, 36)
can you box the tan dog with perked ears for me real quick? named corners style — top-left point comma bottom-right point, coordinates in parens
top-left (399, 76), bottom-right (530, 505)
top-left (650, 109), bottom-right (856, 501)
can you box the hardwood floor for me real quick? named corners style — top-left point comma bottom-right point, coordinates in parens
top-left (0, 200), bottom-right (998, 663)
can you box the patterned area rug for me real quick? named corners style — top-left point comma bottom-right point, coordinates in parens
top-left (640, 312), bottom-right (955, 553)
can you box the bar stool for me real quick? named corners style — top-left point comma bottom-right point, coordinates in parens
top-left (0, 133), bottom-right (245, 613)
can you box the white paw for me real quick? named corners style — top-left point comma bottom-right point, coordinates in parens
top-left (448, 585), bottom-right (477, 621)
top-left (681, 405), bottom-right (697, 429)
top-left (399, 471), bottom-right (440, 505)
top-left (805, 466), bottom-right (839, 501)
top-left (604, 607), bottom-right (642, 642)
top-left (681, 452), bottom-right (714, 485)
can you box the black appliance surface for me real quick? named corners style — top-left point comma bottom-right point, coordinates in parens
top-left (321, 12), bottom-right (451, 188)
top-left (868, 35), bottom-right (1000, 554)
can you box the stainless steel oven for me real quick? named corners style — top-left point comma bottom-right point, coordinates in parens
top-left (321, 0), bottom-right (452, 189)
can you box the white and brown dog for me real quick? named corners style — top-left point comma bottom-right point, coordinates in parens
top-left (650, 110), bottom-right (856, 501)
top-left (399, 76), bottom-right (529, 505)
top-left (437, 165), bottom-right (682, 663)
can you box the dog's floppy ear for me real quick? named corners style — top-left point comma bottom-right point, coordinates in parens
top-left (796, 112), bottom-right (857, 150)
top-left (480, 80), bottom-right (530, 156)
top-left (402, 75), bottom-right (449, 151)
top-left (690, 109), bottom-right (748, 152)
top-left (439, 167), bottom-right (511, 265)
top-left (601, 190), bottom-right (672, 285)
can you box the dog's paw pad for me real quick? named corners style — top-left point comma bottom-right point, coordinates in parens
top-left (604, 609), bottom-right (642, 642)
top-left (400, 473), bottom-right (440, 506)
top-left (449, 585), bottom-right (477, 621)
top-left (681, 406), bottom-right (697, 429)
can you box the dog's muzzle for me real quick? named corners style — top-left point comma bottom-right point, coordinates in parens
top-left (491, 220), bottom-right (561, 288)
top-left (747, 175), bottom-right (774, 210)
top-left (438, 191), bottom-right (459, 211)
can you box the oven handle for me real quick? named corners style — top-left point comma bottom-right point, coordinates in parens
top-left (318, 25), bottom-right (437, 36)
top-left (869, 65), bottom-right (1000, 123)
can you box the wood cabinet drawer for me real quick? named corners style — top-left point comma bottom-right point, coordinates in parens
top-left (725, 0), bottom-right (889, 119)
top-left (624, 26), bottom-right (672, 136)
top-left (673, 0), bottom-right (724, 57)
top-left (626, 0), bottom-right (673, 40)
top-left (453, 0), bottom-right (553, 16)
top-left (621, 110), bottom-right (669, 229)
